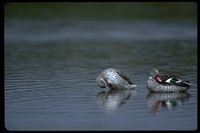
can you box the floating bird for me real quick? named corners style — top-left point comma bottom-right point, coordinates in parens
top-left (147, 69), bottom-right (191, 92)
top-left (96, 68), bottom-right (138, 90)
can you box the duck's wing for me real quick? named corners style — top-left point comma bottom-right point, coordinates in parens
top-left (160, 74), bottom-right (191, 87)
top-left (115, 69), bottom-right (133, 84)
top-left (159, 73), bottom-right (178, 81)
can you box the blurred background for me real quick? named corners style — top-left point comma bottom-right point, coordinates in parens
top-left (5, 2), bottom-right (196, 19)
top-left (5, 2), bottom-right (197, 131)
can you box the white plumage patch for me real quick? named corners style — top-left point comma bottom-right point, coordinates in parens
top-left (165, 78), bottom-right (182, 83)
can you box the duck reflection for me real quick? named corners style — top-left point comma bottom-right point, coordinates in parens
top-left (96, 89), bottom-right (138, 112)
top-left (147, 92), bottom-right (191, 113)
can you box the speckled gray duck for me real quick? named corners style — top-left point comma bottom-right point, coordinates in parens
top-left (147, 69), bottom-right (191, 92)
top-left (96, 68), bottom-right (138, 90)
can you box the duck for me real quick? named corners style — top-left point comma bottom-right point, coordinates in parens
top-left (147, 69), bottom-right (191, 92)
top-left (96, 68), bottom-right (138, 90)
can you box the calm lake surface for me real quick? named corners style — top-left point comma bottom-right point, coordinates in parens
top-left (5, 3), bottom-right (197, 131)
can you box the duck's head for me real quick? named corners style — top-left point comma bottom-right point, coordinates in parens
top-left (96, 77), bottom-right (107, 88)
top-left (149, 69), bottom-right (159, 78)
top-left (149, 69), bottom-right (162, 82)
top-left (96, 76), bottom-right (113, 88)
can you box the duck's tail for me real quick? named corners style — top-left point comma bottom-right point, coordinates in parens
top-left (131, 84), bottom-right (139, 89)
top-left (186, 81), bottom-right (197, 87)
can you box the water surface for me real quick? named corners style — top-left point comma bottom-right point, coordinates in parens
top-left (5, 3), bottom-right (197, 131)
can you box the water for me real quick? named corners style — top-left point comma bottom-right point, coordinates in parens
top-left (5, 4), bottom-right (197, 131)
